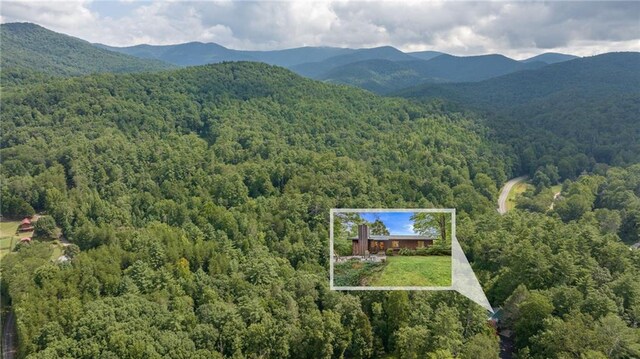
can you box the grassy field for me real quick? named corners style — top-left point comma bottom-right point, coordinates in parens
top-left (0, 220), bottom-right (65, 261)
top-left (369, 256), bottom-right (451, 287)
top-left (50, 244), bottom-right (64, 261)
top-left (506, 181), bottom-right (533, 211)
top-left (0, 220), bottom-right (32, 260)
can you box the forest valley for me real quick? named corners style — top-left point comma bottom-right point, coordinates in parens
top-left (1, 54), bottom-right (639, 357)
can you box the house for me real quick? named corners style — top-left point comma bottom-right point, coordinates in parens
top-left (19, 218), bottom-right (34, 232)
top-left (351, 224), bottom-right (435, 255)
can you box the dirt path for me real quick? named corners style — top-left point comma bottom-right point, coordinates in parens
top-left (498, 176), bottom-right (527, 214)
top-left (548, 192), bottom-right (561, 210)
top-left (2, 310), bottom-right (17, 359)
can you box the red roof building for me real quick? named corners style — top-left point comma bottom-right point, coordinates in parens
top-left (19, 218), bottom-right (34, 232)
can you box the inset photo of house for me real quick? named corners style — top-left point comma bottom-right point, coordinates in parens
top-left (330, 209), bottom-right (453, 289)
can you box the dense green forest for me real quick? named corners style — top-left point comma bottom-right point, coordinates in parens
top-left (465, 166), bottom-right (640, 357)
top-left (1, 31), bottom-right (639, 358)
top-left (396, 53), bottom-right (640, 178)
top-left (2, 62), bottom-right (514, 358)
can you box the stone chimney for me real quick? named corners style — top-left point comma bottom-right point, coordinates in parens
top-left (357, 224), bottom-right (369, 256)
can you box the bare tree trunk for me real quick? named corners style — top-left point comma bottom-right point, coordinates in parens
top-left (439, 214), bottom-right (447, 243)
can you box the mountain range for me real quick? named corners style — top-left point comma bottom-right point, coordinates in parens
top-left (395, 51), bottom-right (640, 170)
top-left (1, 22), bottom-right (583, 93)
top-left (98, 35), bottom-right (575, 93)
top-left (397, 52), bottom-right (640, 106)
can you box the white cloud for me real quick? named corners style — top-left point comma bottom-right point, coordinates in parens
top-left (1, 1), bottom-right (638, 57)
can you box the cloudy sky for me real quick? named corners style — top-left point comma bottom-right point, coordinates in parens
top-left (1, 1), bottom-right (639, 58)
top-left (360, 212), bottom-right (418, 235)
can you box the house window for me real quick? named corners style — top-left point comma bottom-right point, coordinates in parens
top-left (392, 241), bottom-right (399, 248)
top-left (417, 241), bottom-right (424, 248)
top-left (379, 242), bottom-right (385, 250)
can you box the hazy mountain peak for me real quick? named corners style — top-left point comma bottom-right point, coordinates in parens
top-left (521, 52), bottom-right (579, 64)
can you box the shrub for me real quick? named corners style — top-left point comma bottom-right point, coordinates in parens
top-left (399, 248), bottom-right (416, 256)
top-left (333, 260), bottom-right (386, 286)
top-left (426, 246), bottom-right (452, 256)
top-left (386, 248), bottom-right (394, 256)
top-left (13, 240), bottom-right (30, 252)
top-left (416, 248), bottom-right (429, 256)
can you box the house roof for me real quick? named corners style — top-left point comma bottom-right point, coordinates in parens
top-left (351, 234), bottom-right (435, 241)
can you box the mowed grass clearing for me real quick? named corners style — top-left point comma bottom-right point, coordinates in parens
top-left (369, 256), bottom-right (451, 287)
top-left (0, 220), bottom-right (30, 260)
top-left (506, 181), bottom-right (533, 211)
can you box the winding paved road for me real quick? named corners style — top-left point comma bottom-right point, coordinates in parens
top-left (2, 310), bottom-right (16, 359)
top-left (497, 176), bottom-right (528, 214)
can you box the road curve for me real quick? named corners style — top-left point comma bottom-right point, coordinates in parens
top-left (2, 310), bottom-right (16, 359)
top-left (497, 176), bottom-right (528, 214)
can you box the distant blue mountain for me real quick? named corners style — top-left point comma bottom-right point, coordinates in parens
top-left (397, 52), bottom-right (640, 107)
top-left (97, 42), bottom-right (356, 68)
top-left (289, 46), bottom-right (417, 78)
top-left (97, 42), bottom-right (255, 66)
top-left (521, 52), bottom-right (579, 64)
top-left (411, 54), bottom-right (546, 82)
top-left (95, 39), bottom-right (590, 94)
top-left (407, 51), bottom-right (443, 61)
top-left (242, 47), bottom-right (356, 67)
top-left (318, 53), bottom-right (547, 93)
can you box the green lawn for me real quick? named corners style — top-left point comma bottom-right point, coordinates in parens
top-left (369, 256), bottom-right (451, 287)
top-left (0, 236), bottom-right (15, 249)
top-left (0, 220), bottom-right (20, 237)
top-left (506, 181), bottom-right (533, 211)
top-left (50, 245), bottom-right (64, 261)
top-left (0, 220), bottom-right (32, 260)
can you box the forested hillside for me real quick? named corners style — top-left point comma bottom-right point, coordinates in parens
top-left (397, 52), bottom-right (640, 177)
top-left (461, 165), bottom-right (640, 357)
top-left (1, 62), bottom-right (514, 358)
top-left (398, 52), bottom-right (640, 107)
top-left (0, 23), bottom-right (175, 81)
top-left (1, 35), bottom-right (639, 358)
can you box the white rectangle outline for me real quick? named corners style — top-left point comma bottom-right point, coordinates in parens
top-left (330, 208), bottom-right (455, 291)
